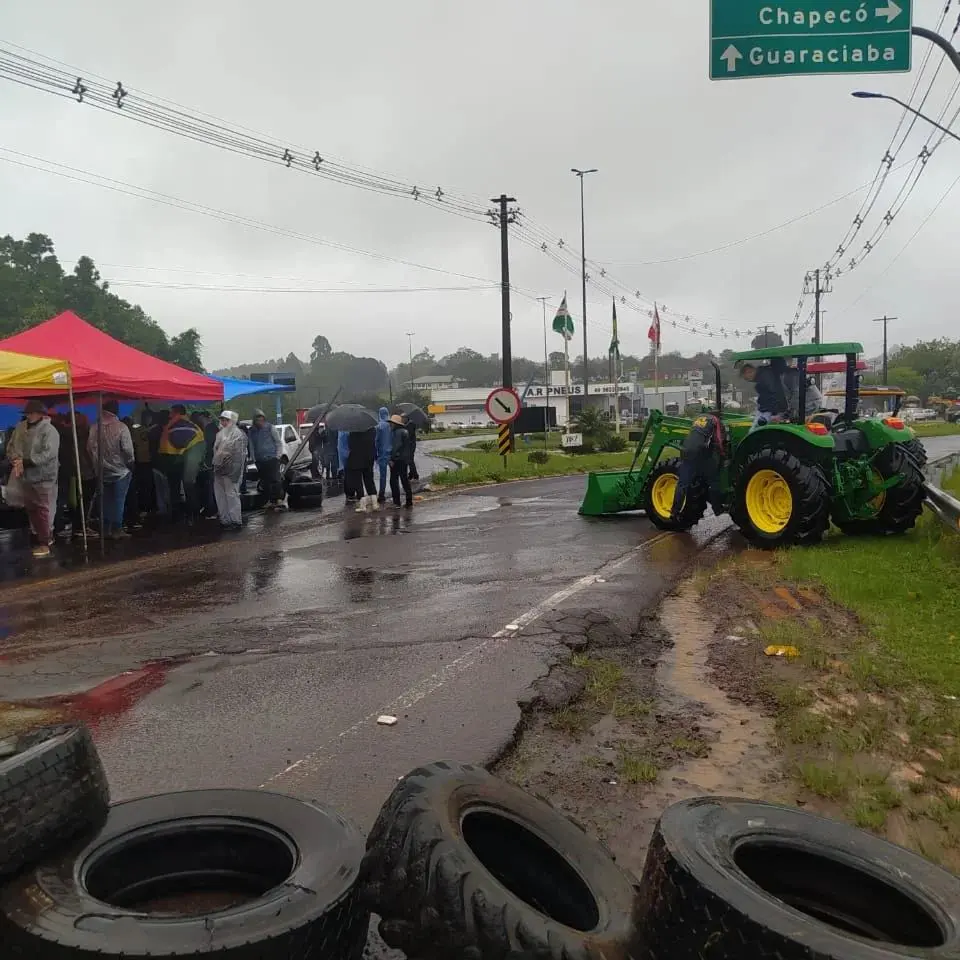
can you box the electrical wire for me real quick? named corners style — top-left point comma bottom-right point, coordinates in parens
top-left (106, 280), bottom-right (499, 294)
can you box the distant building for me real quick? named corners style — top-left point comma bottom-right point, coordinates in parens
top-left (403, 374), bottom-right (466, 393)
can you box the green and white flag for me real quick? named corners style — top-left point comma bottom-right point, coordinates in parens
top-left (552, 294), bottom-right (574, 341)
top-left (609, 299), bottom-right (620, 359)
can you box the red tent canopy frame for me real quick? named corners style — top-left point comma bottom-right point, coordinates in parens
top-left (0, 311), bottom-right (222, 402)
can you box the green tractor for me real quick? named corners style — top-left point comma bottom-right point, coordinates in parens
top-left (579, 342), bottom-right (926, 548)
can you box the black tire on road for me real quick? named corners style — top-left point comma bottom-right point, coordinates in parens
top-left (642, 458), bottom-right (708, 532)
top-left (360, 760), bottom-right (640, 960)
top-left (0, 788), bottom-right (369, 959)
top-left (834, 444), bottom-right (926, 537)
top-left (636, 797), bottom-right (960, 960)
top-left (730, 446), bottom-right (830, 548)
top-left (0, 723), bottom-right (109, 878)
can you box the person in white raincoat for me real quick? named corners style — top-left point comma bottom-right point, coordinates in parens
top-left (212, 411), bottom-right (247, 529)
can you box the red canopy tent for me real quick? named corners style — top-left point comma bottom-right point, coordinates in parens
top-left (0, 311), bottom-right (222, 401)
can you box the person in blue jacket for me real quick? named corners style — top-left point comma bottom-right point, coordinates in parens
top-left (375, 406), bottom-right (392, 504)
top-left (337, 430), bottom-right (353, 499)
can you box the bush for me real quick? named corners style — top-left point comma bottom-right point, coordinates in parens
top-left (527, 449), bottom-right (550, 465)
top-left (476, 440), bottom-right (497, 453)
top-left (600, 434), bottom-right (628, 452)
top-left (573, 438), bottom-right (596, 455)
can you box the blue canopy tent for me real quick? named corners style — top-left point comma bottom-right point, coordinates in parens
top-left (215, 376), bottom-right (296, 402)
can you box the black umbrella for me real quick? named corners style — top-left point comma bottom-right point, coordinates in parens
top-left (324, 404), bottom-right (378, 433)
top-left (394, 402), bottom-right (429, 427)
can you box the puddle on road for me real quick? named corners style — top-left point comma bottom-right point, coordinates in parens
top-left (414, 495), bottom-right (542, 525)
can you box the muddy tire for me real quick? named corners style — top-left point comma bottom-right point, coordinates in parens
top-left (0, 723), bottom-right (109, 878)
top-left (834, 445), bottom-right (926, 537)
top-left (360, 760), bottom-right (640, 960)
top-left (635, 797), bottom-right (960, 959)
top-left (642, 458), bottom-right (707, 532)
top-left (899, 437), bottom-right (927, 470)
top-left (730, 447), bottom-right (830, 548)
top-left (0, 789), bottom-right (369, 958)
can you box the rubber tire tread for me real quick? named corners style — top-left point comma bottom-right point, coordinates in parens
top-left (0, 723), bottom-right (109, 878)
top-left (0, 789), bottom-right (369, 959)
top-left (360, 760), bottom-right (641, 960)
top-left (730, 447), bottom-right (830, 548)
top-left (899, 438), bottom-right (927, 470)
top-left (634, 797), bottom-right (960, 960)
top-left (834, 445), bottom-right (925, 537)
top-left (642, 458), bottom-right (708, 532)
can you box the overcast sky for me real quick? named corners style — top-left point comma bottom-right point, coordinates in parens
top-left (3, 0), bottom-right (958, 371)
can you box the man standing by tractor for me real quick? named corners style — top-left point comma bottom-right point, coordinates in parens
top-left (671, 413), bottom-right (725, 522)
top-left (740, 359), bottom-right (788, 428)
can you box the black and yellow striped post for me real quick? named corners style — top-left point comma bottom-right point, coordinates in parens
top-left (498, 423), bottom-right (512, 465)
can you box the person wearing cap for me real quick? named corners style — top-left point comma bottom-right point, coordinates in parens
top-left (247, 409), bottom-right (286, 509)
top-left (88, 399), bottom-right (135, 540)
top-left (7, 399), bottom-right (61, 557)
top-left (212, 411), bottom-right (247, 529)
top-left (388, 414), bottom-right (414, 508)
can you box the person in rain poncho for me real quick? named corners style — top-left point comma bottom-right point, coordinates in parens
top-left (337, 430), bottom-right (352, 499)
top-left (375, 406), bottom-right (392, 504)
top-left (7, 399), bottom-right (60, 558)
top-left (212, 411), bottom-right (247, 529)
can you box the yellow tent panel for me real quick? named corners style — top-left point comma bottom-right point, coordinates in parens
top-left (0, 349), bottom-right (71, 391)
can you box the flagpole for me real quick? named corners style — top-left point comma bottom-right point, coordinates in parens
top-left (564, 338), bottom-right (571, 432)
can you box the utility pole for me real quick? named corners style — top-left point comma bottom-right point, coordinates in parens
top-left (490, 194), bottom-right (517, 390)
top-left (872, 316), bottom-right (895, 385)
top-left (572, 168), bottom-right (598, 406)
top-left (759, 325), bottom-right (772, 347)
top-left (406, 332), bottom-right (415, 389)
top-left (785, 323), bottom-right (795, 345)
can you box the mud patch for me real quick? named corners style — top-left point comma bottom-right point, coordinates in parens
top-left (494, 581), bottom-right (781, 878)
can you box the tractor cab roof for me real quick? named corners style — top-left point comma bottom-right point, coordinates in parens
top-left (730, 341), bottom-right (864, 363)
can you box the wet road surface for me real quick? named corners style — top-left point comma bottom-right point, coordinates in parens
top-left (0, 475), bottom-right (728, 827)
top-left (918, 433), bottom-right (960, 460)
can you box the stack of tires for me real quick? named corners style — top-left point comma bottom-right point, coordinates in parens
top-left (0, 724), bottom-right (370, 958)
top-left (359, 760), bottom-right (960, 960)
top-left (4, 735), bottom-right (959, 958)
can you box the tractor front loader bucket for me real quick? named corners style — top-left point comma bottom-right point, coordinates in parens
top-left (579, 469), bottom-right (645, 516)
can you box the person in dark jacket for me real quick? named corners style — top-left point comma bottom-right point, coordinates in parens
top-left (671, 414), bottom-right (725, 520)
top-left (345, 427), bottom-right (377, 508)
top-left (192, 411), bottom-right (218, 518)
top-left (337, 430), bottom-right (353, 499)
top-left (740, 358), bottom-right (788, 428)
top-left (406, 420), bottom-right (419, 481)
top-left (388, 414), bottom-right (414, 508)
top-left (309, 423), bottom-right (324, 479)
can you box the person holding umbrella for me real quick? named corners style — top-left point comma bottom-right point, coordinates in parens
top-left (324, 404), bottom-right (379, 507)
top-left (375, 406), bottom-right (392, 504)
top-left (395, 402), bottom-right (427, 482)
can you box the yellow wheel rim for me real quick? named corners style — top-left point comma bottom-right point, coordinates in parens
top-left (745, 469), bottom-right (793, 534)
top-left (867, 469), bottom-right (887, 514)
top-left (650, 473), bottom-right (679, 519)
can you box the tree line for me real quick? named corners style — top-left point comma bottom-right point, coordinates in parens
top-left (0, 233), bottom-right (204, 371)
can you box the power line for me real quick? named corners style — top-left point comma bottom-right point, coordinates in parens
top-left (107, 281), bottom-right (500, 294)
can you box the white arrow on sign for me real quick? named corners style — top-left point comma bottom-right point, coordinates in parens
top-left (721, 44), bottom-right (743, 73)
top-left (874, 0), bottom-right (902, 23)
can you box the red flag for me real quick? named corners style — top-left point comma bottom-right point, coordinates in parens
top-left (647, 303), bottom-right (661, 349)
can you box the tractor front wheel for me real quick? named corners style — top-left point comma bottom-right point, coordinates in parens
top-left (642, 458), bottom-right (707, 532)
top-left (833, 445), bottom-right (925, 537)
top-left (898, 437), bottom-right (927, 470)
top-left (730, 448), bottom-right (830, 549)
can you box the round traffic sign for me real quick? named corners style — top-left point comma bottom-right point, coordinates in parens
top-left (485, 387), bottom-right (521, 425)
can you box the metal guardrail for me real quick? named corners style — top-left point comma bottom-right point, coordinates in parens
top-left (923, 450), bottom-right (960, 534)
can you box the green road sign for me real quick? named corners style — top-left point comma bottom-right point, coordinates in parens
top-left (710, 0), bottom-right (913, 79)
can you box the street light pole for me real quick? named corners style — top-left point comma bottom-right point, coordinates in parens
top-left (851, 91), bottom-right (960, 146)
top-left (538, 296), bottom-right (550, 444)
top-left (406, 332), bottom-right (415, 389)
top-left (572, 168), bottom-right (597, 407)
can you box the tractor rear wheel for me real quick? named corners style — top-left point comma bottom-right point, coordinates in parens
top-left (898, 437), bottom-right (927, 469)
top-left (833, 445), bottom-right (925, 537)
top-left (642, 458), bottom-right (707, 532)
top-left (730, 447), bottom-right (830, 548)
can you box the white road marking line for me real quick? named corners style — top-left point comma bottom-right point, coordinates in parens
top-left (259, 532), bottom-right (672, 789)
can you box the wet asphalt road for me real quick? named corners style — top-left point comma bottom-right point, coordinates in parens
top-left (0, 472), bottom-right (727, 828)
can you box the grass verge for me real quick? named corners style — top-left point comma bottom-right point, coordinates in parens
top-left (430, 448), bottom-right (638, 485)
top-left (705, 484), bottom-right (960, 868)
top-left (911, 421), bottom-right (960, 437)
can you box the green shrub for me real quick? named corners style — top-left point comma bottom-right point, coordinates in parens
top-left (527, 449), bottom-right (550, 465)
top-left (600, 434), bottom-right (628, 452)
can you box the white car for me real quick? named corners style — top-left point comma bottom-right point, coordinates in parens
top-left (241, 421), bottom-right (312, 477)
